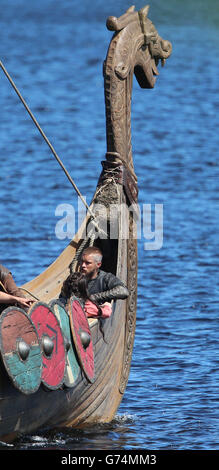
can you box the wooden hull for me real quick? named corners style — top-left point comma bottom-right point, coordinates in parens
top-left (0, 302), bottom-right (127, 442)
top-left (0, 181), bottom-right (137, 443)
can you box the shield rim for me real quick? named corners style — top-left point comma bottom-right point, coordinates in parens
top-left (68, 296), bottom-right (95, 383)
top-left (28, 301), bottom-right (67, 390)
top-left (0, 306), bottom-right (42, 394)
top-left (49, 299), bottom-right (80, 388)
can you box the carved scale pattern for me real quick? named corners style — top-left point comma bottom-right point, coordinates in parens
top-left (102, 6), bottom-right (172, 394)
top-left (119, 213), bottom-right (138, 394)
top-left (104, 31), bottom-right (135, 177)
top-left (103, 26), bottom-right (139, 395)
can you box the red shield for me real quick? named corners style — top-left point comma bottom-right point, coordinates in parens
top-left (0, 307), bottom-right (42, 394)
top-left (69, 297), bottom-right (95, 383)
top-left (29, 302), bottom-right (66, 390)
top-left (49, 299), bottom-right (80, 388)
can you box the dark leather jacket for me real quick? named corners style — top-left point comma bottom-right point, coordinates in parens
top-left (87, 270), bottom-right (129, 304)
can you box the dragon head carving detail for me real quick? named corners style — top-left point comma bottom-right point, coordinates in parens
top-left (106, 5), bottom-right (172, 88)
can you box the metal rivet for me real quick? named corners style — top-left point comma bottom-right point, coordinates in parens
top-left (79, 331), bottom-right (91, 349)
top-left (64, 336), bottom-right (71, 352)
top-left (42, 335), bottom-right (54, 357)
top-left (17, 340), bottom-right (30, 361)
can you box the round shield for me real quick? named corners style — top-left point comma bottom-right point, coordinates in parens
top-left (49, 300), bottom-right (80, 388)
top-left (29, 302), bottom-right (66, 390)
top-left (68, 297), bottom-right (95, 383)
top-left (0, 307), bottom-right (42, 394)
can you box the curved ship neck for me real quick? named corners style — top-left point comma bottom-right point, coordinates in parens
top-left (103, 32), bottom-right (136, 180)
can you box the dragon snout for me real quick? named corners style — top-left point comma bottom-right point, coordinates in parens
top-left (160, 39), bottom-right (172, 58)
top-left (149, 35), bottom-right (172, 67)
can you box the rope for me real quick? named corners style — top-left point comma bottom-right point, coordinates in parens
top-left (0, 280), bottom-right (40, 301)
top-left (18, 287), bottom-right (40, 301)
top-left (0, 280), bottom-right (7, 293)
top-left (0, 60), bottom-right (107, 238)
top-left (69, 227), bottom-right (96, 273)
top-left (106, 151), bottom-right (137, 181)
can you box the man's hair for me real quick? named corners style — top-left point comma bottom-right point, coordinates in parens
top-left (82, 246), bottom-right (103, 264)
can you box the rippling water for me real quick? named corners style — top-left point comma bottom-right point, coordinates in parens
top-left (0, 0), bottom-right (218, 452)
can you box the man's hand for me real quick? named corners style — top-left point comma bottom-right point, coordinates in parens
top-left (14, 297), bottom-right (35, 309)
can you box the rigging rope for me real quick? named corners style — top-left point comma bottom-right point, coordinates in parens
top-left (0, 280), bottom-right (40, 301)
top-left (18, 287), bottom-right (40, 301)
top-left (69, 227), bottom-right (96, 273)
top-left (0, 59), bottom-right (107, 237)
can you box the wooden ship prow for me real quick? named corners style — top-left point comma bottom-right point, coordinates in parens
top-left (0, 5), bottom-right (172, 443)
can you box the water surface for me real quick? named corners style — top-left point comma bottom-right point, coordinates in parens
top-left (0, 0), bottom-right (218, 451)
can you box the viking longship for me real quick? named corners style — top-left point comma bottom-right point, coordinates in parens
top-left (0, 6), bottom-right (171, 442)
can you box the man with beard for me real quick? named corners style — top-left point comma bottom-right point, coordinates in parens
top-left (79, 247), bottom-right (129, 304)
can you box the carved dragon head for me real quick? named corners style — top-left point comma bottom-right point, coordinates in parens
top-left (106, 5), bottom-right (172, 88)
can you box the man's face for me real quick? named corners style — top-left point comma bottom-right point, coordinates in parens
top-left (80, 254), bottom-right (101, 279)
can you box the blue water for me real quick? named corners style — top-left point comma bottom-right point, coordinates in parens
top-left (0, 0), bottom-right (218, 451)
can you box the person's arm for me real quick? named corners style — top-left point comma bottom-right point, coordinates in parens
top-left (3, 273), bottom-right (25, 298)
top-left (0, 291), bottom-right (33, 309)
top-left (90, 284), bottom-right (129, 303)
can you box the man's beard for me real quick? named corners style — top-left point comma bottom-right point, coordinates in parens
top-left (85, 269), bottom-right (98, 280)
